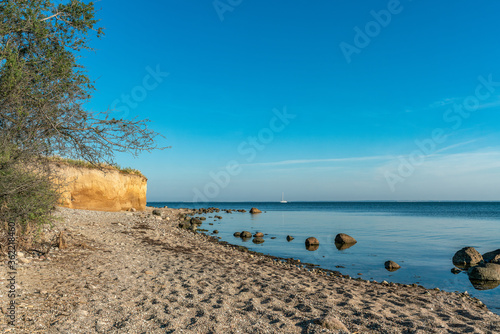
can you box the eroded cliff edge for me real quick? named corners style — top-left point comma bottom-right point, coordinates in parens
top-left (53, 162), bottom-right (147, 212)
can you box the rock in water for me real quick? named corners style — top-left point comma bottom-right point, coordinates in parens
top-left (254, 232), bottom-right (264, 238)
top-left (250, 208), bottom-right (262, 214)
top-left (453, 247), bottom-right (483, 268)
top-left (468, 263), bottom-right (500, 281)
top-left (233, 232), bottom-right (241, 237)
top-left (305, 237), bottom-right (319, 246)
top-left (286, 235), bottom-right (294, 242)
top-left (252, 237), bottom-right (265, 244)
top-left (483, 249), bottom-right (500, 264)
top-left (240, 231), bottom-right (252, 238)
top-left (335, 233), bottom-right (357, 245)
top-left (385, 260), bottom-right (401, 271)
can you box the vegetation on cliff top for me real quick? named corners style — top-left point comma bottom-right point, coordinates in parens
top-left (48, 156), bottom-right (145, 178)
top-left (0, 0), bottom-right (163, 251)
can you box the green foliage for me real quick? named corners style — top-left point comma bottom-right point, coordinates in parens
top-left (0, 1), bottom-right (161, 250)
top-left (49, 156), bottom-right (145, 177)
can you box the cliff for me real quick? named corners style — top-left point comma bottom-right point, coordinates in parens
top-left (53, 162), bottom-right (147, 212)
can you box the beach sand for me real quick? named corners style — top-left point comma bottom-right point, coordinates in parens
top-left (3, 207), bottom-right (500, 333)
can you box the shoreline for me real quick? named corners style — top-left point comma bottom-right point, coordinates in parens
top-left (5, 206), bottom-right (500, 333)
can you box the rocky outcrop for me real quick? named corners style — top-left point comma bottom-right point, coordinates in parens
top-left (54, 163), bottom-right (147, 212)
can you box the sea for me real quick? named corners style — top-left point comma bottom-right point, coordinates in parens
top-left (148, 201), bottom-right (500, 314)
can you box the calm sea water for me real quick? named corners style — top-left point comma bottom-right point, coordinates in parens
top-left (148, 201), bottom-right (500, 313)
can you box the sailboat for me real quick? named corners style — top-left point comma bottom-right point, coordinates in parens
top-left (280, 192), bottom-right (288, 204)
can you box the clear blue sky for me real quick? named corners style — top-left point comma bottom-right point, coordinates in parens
top-left (82, 0), bottom-right (500, 202)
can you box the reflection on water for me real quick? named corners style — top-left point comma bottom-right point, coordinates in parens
top-left (470, 279), bottom-right (500, 291)
top-left (335, 242), bottom-right (356, 251)
top-left (306, 244), bottom-right (319, 251)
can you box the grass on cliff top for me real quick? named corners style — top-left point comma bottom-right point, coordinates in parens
top-left (48, 156), bottom-right (145, 177)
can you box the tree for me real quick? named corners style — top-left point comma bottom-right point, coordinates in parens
top-left (0, 0), bottom-right (164, 248)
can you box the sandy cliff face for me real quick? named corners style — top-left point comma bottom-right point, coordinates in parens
top-left (53, 163), bottom-right (147, 212)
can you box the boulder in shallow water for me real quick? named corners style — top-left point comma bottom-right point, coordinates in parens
top-left (250, 208), bottom-right (262, 214)
top-left (233, 232), bottom-right (241, 237)
top-left (252, 237), bottom-right (265, 244)
top-left (286, 235), bottom-right (294, 242)
top-left (385, 260), bottom-right (401, 272)
top-left (240, 231), bottom-right (252, 238)
top-left (468, 263), bottom-right (500, 281)
top-left (335, 233), bottom-right (357, 245)
top-left (483, 249), bottom-right (500, 264)
top-left (453, 247), bottom-right (483, 268)
top-left (254, 232), bottom-right (264, 238)
top-left (305, 237), bottom-right (320, 246)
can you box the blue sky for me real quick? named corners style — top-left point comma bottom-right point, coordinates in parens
top-left (82, 0), bottom-right (500, 202)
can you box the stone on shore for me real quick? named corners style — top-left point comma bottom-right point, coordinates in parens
top-left (483, 249), bottom-right (500, 264)
top-left (190, 217), bottom-right (202, 225)
top-left (335, 233), bottom-right (357, 245)
top-left (453, 247), bottom-right (483, 268)
top-left (315, 314), bottom-right (349, 332)
top-left (468, 263), bottom-right (500, 281)
top-left (250, 208), bottom-right (262, 214)
top-left (385, 260), bottom-right (401, 272)
top-left (152, 209), bottom-right (162, 216)
top-left (58, 231), bottom-right (67, 249)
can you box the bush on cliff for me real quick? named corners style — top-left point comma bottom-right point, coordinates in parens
top-left (0, 1), bottom-right (164, 251)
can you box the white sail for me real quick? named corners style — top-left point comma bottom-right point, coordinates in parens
top-left (280, 192), bottom-right (288, 203)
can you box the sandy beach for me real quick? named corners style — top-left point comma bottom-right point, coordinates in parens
top-left (3, 206), bottom-right (500, 333)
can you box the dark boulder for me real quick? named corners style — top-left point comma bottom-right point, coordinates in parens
top-left (152, 209), bottom-right (162, 216)
top-left (190, 217), bottom-right (203, 225)
top-left (483, 249), bottom-right (500, 264)
top-left (240, 231), bottom-right (252, 238)
top-left (385, 260), bottom-right (401, 272)
top-left (335, 233), bottom-right (357, 245)
top-left (468, 263), bottom-right (500, 281)
top-left (286, 235), bottom-right (294, 242)
top-left (305, 237), bottom-right (319, 246)
top-left (453, 247), bottom-right (483, 268)
top-left (254, 232), bottom-right (264, 238)
top-left (233, 232), bottom-right (241, 237)
top-left (252, 237), bottom-right (265, 244)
